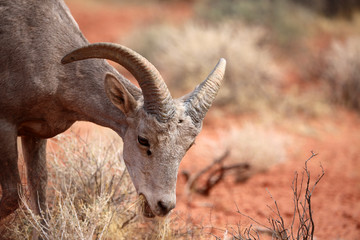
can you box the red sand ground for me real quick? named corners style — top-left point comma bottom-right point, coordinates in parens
top-left (66, 1), bottom-right (360, 239)
top-left (176, 111), bottom-right (360, 239)
top-left (7, 1), bottom-right (359, 239)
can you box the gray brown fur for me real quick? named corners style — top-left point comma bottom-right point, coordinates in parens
top-left (0, 0), bottom-right (225, 218)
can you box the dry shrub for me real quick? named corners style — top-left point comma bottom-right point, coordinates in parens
top-left (229, 152), bottom-right (324, 240)
top-left (195, 0), bottom-right (315, 48)
top-left (3, 131), bottom-right (196, 239)
top-left (226, 124), bottom-right (288, 181)
top-left (276, 87), bottom-right (333, 118)
top-left (183, 124), bottom-right (288, 195)
top-left (323, 36), bottom-right (360, 111)
top-left (4, 132), bottom-right (137, 239)
top-left (124, 21), bottom-right (333, 117)
top-left (125, 22), bottom-right (283, 113)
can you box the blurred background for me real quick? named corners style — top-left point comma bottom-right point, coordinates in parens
top-left (66, 0), bottom-right (360, 239)
top-left (6, 0), bottom-right (360, 239)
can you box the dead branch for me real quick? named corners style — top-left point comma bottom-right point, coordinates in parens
top-left (185, 150), bottom-right (230, 192)
top-left (184, 150), bottom-right (250, 196)
top-left (233, 151), bottom-right (324, 240)
top-left (290, 151), bottom-right (324, 240)
top-left (196, 162), bottom-right (250, 196)
top-left (266, 189), bottom-right (289, 239)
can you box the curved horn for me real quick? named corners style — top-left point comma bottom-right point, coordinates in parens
top-left (184, 58), bottom-right (226, 124)
top-left (62, 43), bottom-right (175, 122)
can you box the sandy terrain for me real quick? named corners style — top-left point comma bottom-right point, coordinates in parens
top-left (6, 1), bottom-right (358, 239)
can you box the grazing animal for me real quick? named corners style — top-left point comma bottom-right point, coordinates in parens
top-left (0, 0), bottom-right (226, 218)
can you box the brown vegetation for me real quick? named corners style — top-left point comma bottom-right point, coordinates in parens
top-left (2, 0), bottom-right (360, 239)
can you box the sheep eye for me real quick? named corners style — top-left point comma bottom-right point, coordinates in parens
top-left (138, 136), bottom-right (150, 147)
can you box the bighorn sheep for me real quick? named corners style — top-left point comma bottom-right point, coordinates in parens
top-left (0, 0), bottom-right (225, 218)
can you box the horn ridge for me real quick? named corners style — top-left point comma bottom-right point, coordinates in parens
top-left (184, 58), bottom-right (226, 124)
top-left (62, 43), bottom-right (175, 122)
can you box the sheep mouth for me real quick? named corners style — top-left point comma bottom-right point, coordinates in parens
top-left (139, 194), bottom-right (155, 218)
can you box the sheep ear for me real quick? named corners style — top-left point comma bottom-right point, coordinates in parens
top-left (104, 73), bottom-right (137, 115)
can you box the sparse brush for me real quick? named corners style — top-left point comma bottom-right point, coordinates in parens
top-left (124, 21), bottom-right (329, 118)
top-left (124, 22), bottom-right (282, 113)
top-left (183, 124), bottom-right (288, 196)
top-left (194, 0), bottom-right (315, 48)
top-left (323, 36), bottom-right (360, 111)
top-left (17, 188), bottom-right (115, 240)
top-left (227, 152), bottom-right (324, 240)
top-left (227, 123), bottom-right (288, 182)
top-left (3, 130), bottom-right (198, 239)
top-left (3, 132), bottom-right (138, 239)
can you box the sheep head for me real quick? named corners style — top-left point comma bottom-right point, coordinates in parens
top-left (62, 43), bottom-right (226, 217)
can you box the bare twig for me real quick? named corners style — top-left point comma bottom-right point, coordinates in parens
top-left (185, 150), bottom-right (230, 194)
top-left (196, 162), bottom-right (249, 196)
top-left (290, 151), bottom-right (324, 240)
top-left (184, 150), bottom-right (251, 196)
top-left (265, 189), bottom-right (288, 239)
top-left (233, 151), bottom-right (324, 240)
top-left (235, 203), bottom-right (271, 234)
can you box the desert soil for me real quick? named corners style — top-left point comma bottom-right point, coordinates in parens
top-left (57, 1), bottom-right (360, 239)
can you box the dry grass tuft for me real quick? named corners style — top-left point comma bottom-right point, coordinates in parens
top-left (226, 123), bottom-right (289, 182)
top-left (323, 36), bottom-right (360, 111)
top-left (2, 130), bottom-right (198, 239)
top-left (124, 21), bottom-right (332, 118)
top-left (195, 0), bottom-right (315, 48)
top-left (125, 22), bottom-right (283, 113)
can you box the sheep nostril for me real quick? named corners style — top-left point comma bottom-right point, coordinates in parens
top-left (157, 200), bottom-right (167, 212)
top-left (157, 200), bottom-right (174, 215)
